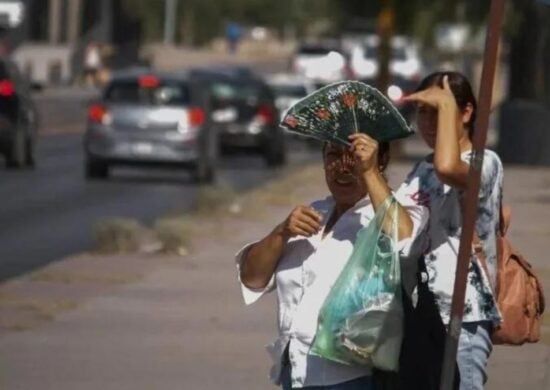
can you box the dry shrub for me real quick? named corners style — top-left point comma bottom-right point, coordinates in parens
top-left (93, 218), bottom-right (146, 254)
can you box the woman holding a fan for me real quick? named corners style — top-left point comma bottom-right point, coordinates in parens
top-left (234, 82), bottom-right (426, 390)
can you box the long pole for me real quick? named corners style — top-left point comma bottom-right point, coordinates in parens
top-left (439, 0), bottom-right (506, 389)
top-left (164, 0), bottom-right (178, 45)
top-left (48, 0), bottom-right (62, 44)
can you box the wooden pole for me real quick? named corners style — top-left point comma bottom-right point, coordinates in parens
top-left (48, 0), bottom-right (62, 44)
top-left (67, 0), bottom-right (83, 45)
top-left (439, 0), bottom-right (506, 389)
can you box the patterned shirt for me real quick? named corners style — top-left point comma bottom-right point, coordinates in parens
top-left (395, 149), bottom-right (503, 325)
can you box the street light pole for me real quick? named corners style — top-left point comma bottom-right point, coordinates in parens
top-left (164, 0), bottom-right (178, 45)
top-left (439, 0), bottom-right (506, 389)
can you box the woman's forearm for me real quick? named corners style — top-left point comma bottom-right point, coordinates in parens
top-left (433, 102), bottom-right (469, 188)
top-left (363, 169), bottom-right (413, 240)
top-left (240, 224), bottom-right (288, 289)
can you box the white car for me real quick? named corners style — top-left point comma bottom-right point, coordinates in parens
top-left (267, 74), bottom-right (316, 120)
top-left (291, 44), bottom-right (350, 85)
top-left (351, 35), bottom-right (423, 81)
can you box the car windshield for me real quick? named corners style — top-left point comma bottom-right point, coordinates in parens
top-left (210, 81), bottom-right (263, 108)
top-left (104, 80), bottom-right (190, 106)
top-left (270, 84), bottom-right (308, 98)
top-left (298, 46), bottom-right (338, 56)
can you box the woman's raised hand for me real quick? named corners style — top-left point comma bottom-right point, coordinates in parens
top-left (348, 133), bottom-right (379, 174)
top-left (281, 206), bottom-right (323, 238)
top-left (403, 75), bottom-right (456, 109)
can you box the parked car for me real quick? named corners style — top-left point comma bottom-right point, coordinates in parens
top-left (84, 70), bottom-right (216, 183)
top-left (350, 35), bottom-right (423, 82)
top-left (190, 67), bottom-right (286, 167)
top-left (0, 58), bottom-right (37, 168)
top-left (266, 73), bottom-right (316, 120)
top-left (290, 43), bottom-right (351, 86)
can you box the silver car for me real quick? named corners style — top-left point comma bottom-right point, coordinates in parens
top-left (84, 71), bottom-right (216, 183)
top-left (291, 43), bottom-right (350, 86)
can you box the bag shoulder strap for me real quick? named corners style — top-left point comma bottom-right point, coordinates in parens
top-left (472, 231), bottom-right (495, 293)
top-left (475, 202), bottom-right (510, 281)
top-left (499, 204), bottom-right (511, 237)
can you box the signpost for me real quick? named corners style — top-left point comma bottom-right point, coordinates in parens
top-left (439, 0), bottom-right (506, 389)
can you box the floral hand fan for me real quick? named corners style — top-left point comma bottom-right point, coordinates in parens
top-left (280, 81), bottom-right (413, 145)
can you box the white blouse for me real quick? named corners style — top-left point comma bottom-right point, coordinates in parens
top-left (235, 194), bottom-right (426, 388)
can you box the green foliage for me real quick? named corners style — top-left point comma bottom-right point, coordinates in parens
top-left (120, 0), bottom-right (492, 46)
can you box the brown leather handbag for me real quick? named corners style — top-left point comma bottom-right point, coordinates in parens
top-left (474, 205), bottom-right (546, 345)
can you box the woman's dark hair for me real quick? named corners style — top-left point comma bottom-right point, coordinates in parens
top-left (378, 141), bottom-right (390, 172)
top-left (416, 71), bottom-right (477, 139)
top-left (322, 141), bottom-right (391, 172)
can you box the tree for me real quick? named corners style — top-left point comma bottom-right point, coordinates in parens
top-left (506, 0), bottom-right (550, 103)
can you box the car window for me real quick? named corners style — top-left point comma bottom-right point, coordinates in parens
top-left (271, 84), bottom-right (308, 98)
top-left (210, 81), bottom-right (264, 108)
top-left (104, 80), bottom-right (190, 106)
top-left (392, 47), bottom-right (407, 61)
top-left (364, 45), bottom-right (378, 59)
top-left (364, 45), bottom-right (407, 61)
top-left (298, 46), bottom-right (337, 56)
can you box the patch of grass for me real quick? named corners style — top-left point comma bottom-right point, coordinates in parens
top-left (0, 295), bottom-right (79, 322)
top-left (153, 218), bottom-right (192, 255)
top-left (2, 323), bottom-right (34, 332)
top-left (240, 164), bottom-right (323, 217)
top-left (195, 181), bottom-right (237, 216)
top-left (93, 218), bottom-right (146, 254)
top-left (28, 269), bottom-right (143, 285)
top-left (95, 163), bottom-right (324, 254)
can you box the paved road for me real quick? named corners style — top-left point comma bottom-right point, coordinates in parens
top-left (0, 115), bottom-right (318, 281)
top-left (0, 61), bottom-right (319, 281)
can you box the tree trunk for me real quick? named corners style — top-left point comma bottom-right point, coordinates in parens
top-left (508, 0), bottom-right (542, 100)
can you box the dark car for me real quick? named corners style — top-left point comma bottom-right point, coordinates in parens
top-left (83, 70), bottom-right (216, 182)
top-left (190, 67), bottom-right (286, 166)
top-left (0, 58), bottom-right (37, 168)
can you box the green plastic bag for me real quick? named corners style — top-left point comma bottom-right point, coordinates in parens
top-left (311, 196), bottom-right (403, 371)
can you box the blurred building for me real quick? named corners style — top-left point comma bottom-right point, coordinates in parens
top-left (0, 0), bottom-right (142, 85)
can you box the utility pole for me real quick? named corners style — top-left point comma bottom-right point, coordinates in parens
top-left (67, 0), bottom-right (83, 45)
top-left (164, 0), bottom-right (178, 45)
top-left (376, 0), bottom-right (394, 94)
top-left (99, 0), bottom-right (113, 43)
top-left (48, 0), bottom-right (62, 44)
top-left (439, 0), bottom-right (506, 389)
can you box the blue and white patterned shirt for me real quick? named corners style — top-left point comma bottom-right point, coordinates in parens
top-left (395, 149), bottom-right (503, 325)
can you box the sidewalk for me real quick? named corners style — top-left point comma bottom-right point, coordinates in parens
top-left (0, 161), bottom-right (548, 389)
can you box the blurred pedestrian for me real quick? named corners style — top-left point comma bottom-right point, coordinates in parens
top-left (225, 22), bottom-right (242, 54)
top-left (396, 71), bottom-right (504, 390)
top-left (83, 42), bottom-right (103, 87)
top-left (235, 134), bottom-right (426, 389)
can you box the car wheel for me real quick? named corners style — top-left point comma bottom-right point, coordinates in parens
top-left (6, 132), bottom-right (26, 169)
top-left (192, 161), bottom-right (214, 184)
top-left (25, 138), bottom-right (35, 168)
top-left (192, 151), bottom-right (216, 184)
top-left (85, 157), bottom-right (109, 179)
top-left (264, 139), bottom-right (286, 167)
